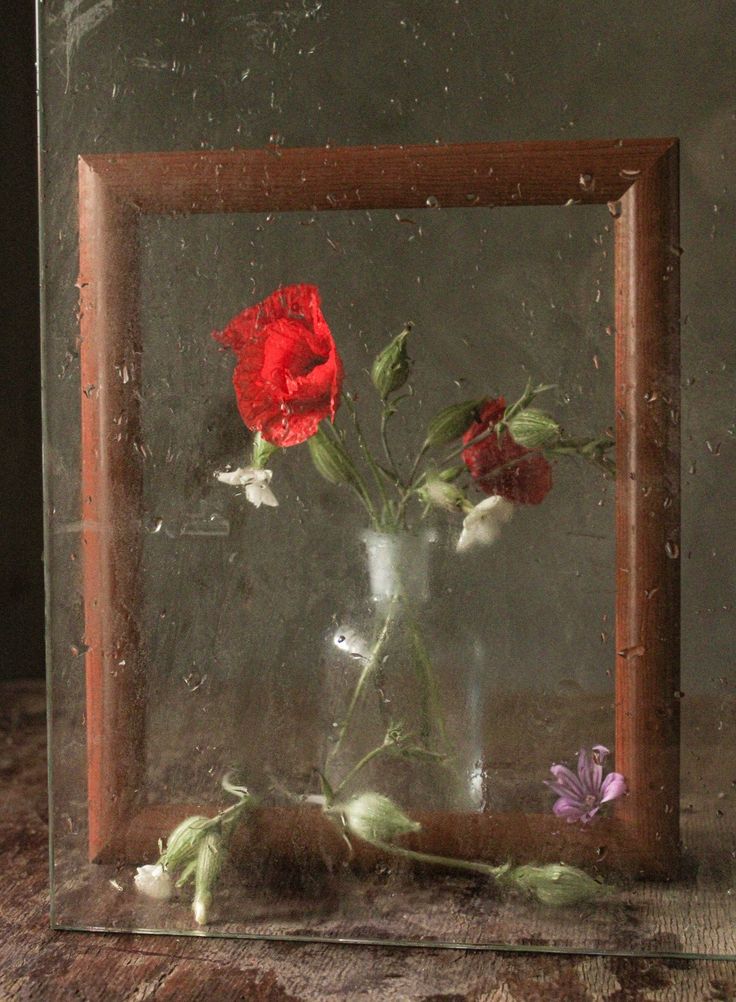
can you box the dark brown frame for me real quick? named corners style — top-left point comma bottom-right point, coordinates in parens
top-left (78, 138), bottom-right (680, 879)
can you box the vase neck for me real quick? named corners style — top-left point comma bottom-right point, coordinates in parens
top-left (362, 529), bottom-right (433, 606)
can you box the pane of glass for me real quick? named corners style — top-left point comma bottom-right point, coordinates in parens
top-left (39, 0), bottom-right (735, 957)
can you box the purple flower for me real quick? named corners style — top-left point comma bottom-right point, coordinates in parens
top-left (546, 745), bottom-right (627, 824)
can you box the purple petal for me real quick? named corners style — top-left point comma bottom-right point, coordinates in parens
top-left (600, 771), bottom-right (627, 804)
top-left (545, 780), bottom-right (580, 800)
top-left (549, 764), bottom-right (585, 798)
top-left (552, 797), bottom-right (586, 822)
top-left (592, 744), bottom-right (610, 766)
top-left (576, 747), bottom-right (596, 794)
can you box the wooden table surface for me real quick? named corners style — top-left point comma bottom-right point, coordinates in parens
top-left (2, 680), bottom-right (735, 1002)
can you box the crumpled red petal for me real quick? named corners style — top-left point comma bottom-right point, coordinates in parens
top-left (462, 397), bottom-right (552, 505)
top-left (212, 284), bottom-right (343, 447)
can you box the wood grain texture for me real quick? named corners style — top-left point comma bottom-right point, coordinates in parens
top-left (614, 142), bottom-right (681, 878)
top-left (79, 138), bottom-right (675, 213)
top-left (6, 682), bottom-right (734, 1001)
top-left (77, 138), bottom-right (681, 877)
top-left (79, 158), bottom-right (146, 860)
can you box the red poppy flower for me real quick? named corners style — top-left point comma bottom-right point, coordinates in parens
top-left (462, 398), bottom-right (552, 505)
top-left (213, 284), bottom-right (344, 447)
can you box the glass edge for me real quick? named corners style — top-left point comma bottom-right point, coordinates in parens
top-left (30, 9), bottom-right (722, 960)
top-left (34, 0), bottom-right (56, 929)
top-left (49, 923), bottom-right (736, 962)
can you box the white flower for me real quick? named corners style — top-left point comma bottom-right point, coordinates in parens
top-left (193, 894), bottom-right (210, 926)
top-left (456, 496), bottom-right (514, 552)
top-left (215, 466), bottom-right (278, 508)
top-left (134, 863), bottom-right (173, 901)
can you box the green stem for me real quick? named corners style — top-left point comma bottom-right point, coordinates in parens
top-left (322, 419), bottom-right (379, 525)
top-left (408, 619), bottom-right (448, 750)
top-left (380, 406), bottom-right (404, 488)
top-left (207, 795), bottom-right (253, 833)
top-left (441, 426), bottom-right (494, 464)
top-left (326, 598), bottom-right (399, 768)
top-left (395, 442), bottom-right (430, 521)
top-left (333, 743), bottom-right (391, 798)
top-left (343, 393), bottom-right (394, 518)
top-left (370, 838), bottom-right (505, 881)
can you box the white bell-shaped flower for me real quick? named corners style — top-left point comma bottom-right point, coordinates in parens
top-left (456, 496), bottom-right (514, 552)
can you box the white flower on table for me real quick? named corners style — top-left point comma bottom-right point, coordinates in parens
top-left (133, 863), bottom-right (173, 901)
top-left (215, 466), bottom-right (278, 508)
top-left (456, 496), bottom-right (514, 552)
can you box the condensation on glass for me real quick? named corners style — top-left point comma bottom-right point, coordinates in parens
top-left (38, 0), bottom-right (735, 957)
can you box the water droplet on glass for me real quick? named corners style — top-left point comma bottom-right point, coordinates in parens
top-left (183, 671), bottom-right (206, 692)
top-left (70, 641), bottom-right (90, 657)
top-left (607, 201), bottom-right (622, 218)
top-left (617, 644), bottom-right (646, 659)
top-left (425, 195), bottom-right (440, 208)
top-left (665, 540), bottom-right (680, 559)
top-left (579, 172), bottom-right (595, 192)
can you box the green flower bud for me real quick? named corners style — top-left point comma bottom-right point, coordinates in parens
top-left (175, 858), bottom-right (198, 888)
top-left (193, 830), bottom-right (224, 926)
top-left (417, 474), bottom-right (470, 513)
top-left (505, 863), bottom-right (604, 907)
top-left (341, 792), bottom-right (421, 845)
top-left (506, 408), bottom-right (560, 448)
top-left (251, 432), bottom-right (279, 469)
top-left (437, 465), bottom-right (465, 482)
top-left (308, 426), bottom-right (359, 486)
top-left (371, 324), bottom-right (413, 399)
top-left (425, 399), bottom-right (484, 447)
top-left (162, 815), bottom-right (210, 871)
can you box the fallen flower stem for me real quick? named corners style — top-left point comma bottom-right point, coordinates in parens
top-left (369, 837), bottom-right (504, 879)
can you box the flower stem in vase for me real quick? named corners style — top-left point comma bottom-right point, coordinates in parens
top-left (407, 617), bottom-right (448, 751)
top-left (326, 596), bottom-right (399, 771)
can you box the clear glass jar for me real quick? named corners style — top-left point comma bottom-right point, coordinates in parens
top-left (322, 528), bottom-right (487, 814)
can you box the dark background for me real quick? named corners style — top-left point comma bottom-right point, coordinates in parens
top-left (1, 4), bottom-right (44, 681)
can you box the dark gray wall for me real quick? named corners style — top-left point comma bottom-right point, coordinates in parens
top-left (34, 1), bottom-right (736, 700)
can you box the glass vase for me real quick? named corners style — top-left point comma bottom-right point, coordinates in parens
top-left (321, 527), bottom-right (487, 815)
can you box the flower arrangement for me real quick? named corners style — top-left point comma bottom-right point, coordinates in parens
top-left (135, 284), bottom-right (625, 924)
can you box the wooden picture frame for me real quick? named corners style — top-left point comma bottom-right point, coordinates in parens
top-left (78, 138), bottom-right (680, 880)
